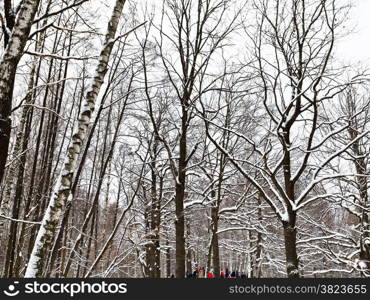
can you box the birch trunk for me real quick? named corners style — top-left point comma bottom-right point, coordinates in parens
top-left (24, 0), bottom-right (127, 277)
top-left (0, 0), bottom-right (41, 184)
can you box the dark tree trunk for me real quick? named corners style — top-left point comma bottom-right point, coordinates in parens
top-left (175, 179), bottom-right (185, 278)
top-left (175, 112), bottom-right (187, 278)
top-left (186, 222), bottom-right (192, 276)
top-left (281, 121), bottom-right (300, 278)
top-left (211, 206), bottom-right (220, 278)
top-left (150, 136), bottom-right (161, 278)
top-left (282, 212), bottom-right (299, 278)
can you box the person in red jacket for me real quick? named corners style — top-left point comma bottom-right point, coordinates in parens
top-left (207, 270), bottom-right (214, 278)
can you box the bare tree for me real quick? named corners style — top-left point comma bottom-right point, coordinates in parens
top-left (140, 0), bottom-right (240, 278)
top-left (200, 0), bottom-right (368, 277)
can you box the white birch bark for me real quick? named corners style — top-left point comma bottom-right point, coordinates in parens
top-left (0, 0), bottom-right (41, 184)
top-left (24, 0), bottom-right (127, 278)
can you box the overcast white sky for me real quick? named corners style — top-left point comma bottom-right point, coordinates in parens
top-left (2, 0), bottom-right (369, 65)
top-left (337, 0), bottom-right (370, 64)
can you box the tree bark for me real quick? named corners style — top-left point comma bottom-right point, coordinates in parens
top-left (0, 0), bottom-right (41, 184)
top-left (24, 0), bottom-right (127, 277)
top-left (175, 124), bottom-right (186, 278)
top-left (150, 136), bottom-right (161, 278)
top-left (282, 213), bottom-right (299, 278)
top-left (211, 206), bottom-right (220, 278)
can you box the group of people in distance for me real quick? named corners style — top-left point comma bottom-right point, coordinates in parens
top-left (185, 267), bottom-right (247, 279)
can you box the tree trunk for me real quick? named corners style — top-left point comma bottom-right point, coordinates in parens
top-left (0, 0), bottom-right (41, 184)
top-left (186, 222), bottom-right (192, 276)
top-left (282, 213), bottom-right (299, 278)
top-left (150, 136), bottom-right (161, 277)
top-left (211, 206), bottom-right (220, 278)
top-left (253, 196), bottom-right (263, 278)
top-left (24, 0), bottom-right (127, 277)
top-left (175, 117), bottom-right (187, 278)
